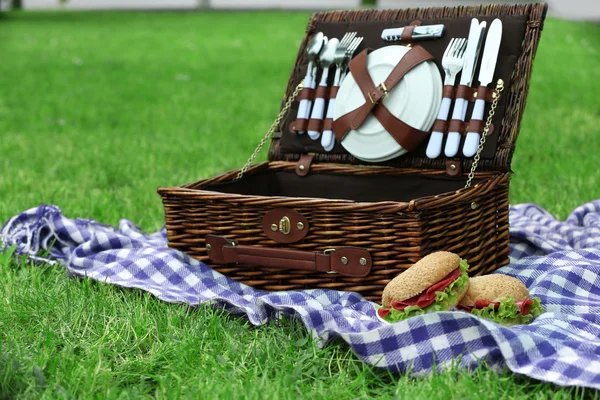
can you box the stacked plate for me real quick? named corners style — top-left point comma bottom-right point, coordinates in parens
top-left (333, 46), bottom-right (442, 162)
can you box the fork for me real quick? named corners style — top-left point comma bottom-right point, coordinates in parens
top-left (321, 35), bottom-right (363, 152)
top-left (307, 33), bottom-right (355, 140)
top-left (425, 38), bottom-right (467, 159)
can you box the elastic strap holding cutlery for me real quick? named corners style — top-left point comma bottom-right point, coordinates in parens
top-left (291, 85), bottom-right (317, 133)
top-left (456, 84), bottom-right (496, 103)
top-left (332, 45), bottom-right (433, 151)
top-left (322, 86), bottom-right (340, 133)
top-left (449, 84), bottom-right (498, 136)
top-left (296, 87), bottom-right (316, 101)
top-left (306, 86), bottom-right (331, 133)
top-left (432, 85), bottom-right (457, 133)
top-left (400, 20), bottom-right (422, 44)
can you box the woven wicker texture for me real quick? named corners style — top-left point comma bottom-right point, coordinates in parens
top-left (160, 162), bottom-right (510, 302)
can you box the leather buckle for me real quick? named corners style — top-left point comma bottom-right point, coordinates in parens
top-left (323, 248), bottom-right (337, 274)
top-left (368, 82), bottom-right (388, 104)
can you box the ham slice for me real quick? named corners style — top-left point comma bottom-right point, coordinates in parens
top-left (386, 267), bottom-right (462, 312)
top-left (457, 298), bottom-right (533, 314)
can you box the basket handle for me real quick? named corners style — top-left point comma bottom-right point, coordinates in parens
top-left (205, 235), bottom-right (372, 278)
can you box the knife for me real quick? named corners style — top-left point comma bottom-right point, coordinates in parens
top-left (381, 24), bottom-right (445, 41)
top-left (463, 19), bottom-right (503, 157)
top-left (444, 19), bottom-right (487, 157)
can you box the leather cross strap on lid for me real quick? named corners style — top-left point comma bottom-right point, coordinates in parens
top-left (205, 235), bottom-right (372, 277)
top-left (332, 45), bottom-right (434, 152)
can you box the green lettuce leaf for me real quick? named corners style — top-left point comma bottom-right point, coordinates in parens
top-left (469, 296), bottom-right (544, 326)
top-left (381, 259), bottom-right (470, 323)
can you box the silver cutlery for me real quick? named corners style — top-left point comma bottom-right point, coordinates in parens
top-left (322, 35), bottom-right (362, 152)
top-left (339, 36), bottom-right (363, 81)
top-left (381, 24), bottom-right (445, 42)
top-left (444, 19), bottom-right (487, 157)
top-left (426, 38), bottom-right (467, 159)
top-left (463, 18), bottom-right (503, 157)
top-left (295, 33), bottom-right (326, 134)
top-left (307, 38), bottom-right (339, 140)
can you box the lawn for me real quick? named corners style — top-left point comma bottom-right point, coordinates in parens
top-left (0, 9), bottom-right (599, 399)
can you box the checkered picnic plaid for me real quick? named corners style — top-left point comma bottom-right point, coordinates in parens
top-left (2, 200), bottom-right (599, 389)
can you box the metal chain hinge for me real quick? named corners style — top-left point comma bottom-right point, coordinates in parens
top-left (235, 81), bottom-right (304, 180)
top-left (464, 79), bottom-right (505, 189)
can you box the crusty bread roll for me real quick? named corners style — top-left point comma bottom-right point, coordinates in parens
top-left (459, 274), bottom-right (530, 307)
top-left (382, 251), bottom-right (462, 307)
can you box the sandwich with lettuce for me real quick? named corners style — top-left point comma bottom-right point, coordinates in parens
top-left (457, 274), bottom-right (543, 326)
top-left (377, 251), bottom-right (470, 323)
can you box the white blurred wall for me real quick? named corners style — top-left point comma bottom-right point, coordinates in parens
top-left (20, 0), bottom-right (600, 20)
top-left (377, 0), bottom-right (599, 21)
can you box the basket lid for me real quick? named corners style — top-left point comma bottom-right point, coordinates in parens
top-left (268, 3), bottom-right (547, 173)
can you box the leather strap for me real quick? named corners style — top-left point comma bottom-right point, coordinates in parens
top-left (205, 235), bottom-right (372, 278)
top-left (297, 86), bottom-right (316, 101)
top-left (448, 119), bottom-right (468, 135)
top-left (401, 25), bottom-right (416, 43)
top-left (296, 154), bottom-right (313, 176)
top-left (307, 118), bottom-right (323, 133)
top-left (323, 118), bottom-right (333, 132)
top-left (442, 85), bottom-right (455, 99)
top-left (400, 20), bottom-right (421, 43)
top-left (332, 45), bottom-right (434, 150)
top-left (329, 86), bottom-right (340, 99)
top-left (475, 85), bottom-right (495, 103)
top-left (468, 120), bottom-right (495, 136)
top-left (315, 85), bottom-right (329, 99)
top-left (456, 84), bottom-right (477, 102)
top-left (291, 118), bottom-right (308, 133)
top-left (455, 84), bottom-right (495, 103)
top-left (432, 119), bottom-right (448, 133)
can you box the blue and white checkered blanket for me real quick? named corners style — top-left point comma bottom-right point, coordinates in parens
top-left (2, 201), bottom-right (600, 389)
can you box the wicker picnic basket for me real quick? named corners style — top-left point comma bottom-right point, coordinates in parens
top-left (158, 3), bottom-right (547, 302)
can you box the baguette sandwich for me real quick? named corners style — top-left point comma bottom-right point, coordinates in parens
top-left (457, 274), bottom-right (543, 326)
top-left (378, 251), bottom-right (470, 323)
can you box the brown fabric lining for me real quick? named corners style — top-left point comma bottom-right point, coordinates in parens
top-left (204, 169), bottom-right (477, 203)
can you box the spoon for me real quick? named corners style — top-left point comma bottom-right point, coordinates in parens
top-left (295, 32), bottom-right (324, 134)
top-left (307, 37), bottom-right (339, 140)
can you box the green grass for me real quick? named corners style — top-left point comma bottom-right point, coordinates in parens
top-left (0, 9), bottom-right (599, 399)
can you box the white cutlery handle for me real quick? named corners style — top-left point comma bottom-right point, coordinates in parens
top-left (295, 74), bottom-right (313, 134)
top-left (308, 90), bottom-right (326, 140)
top-left (444, 98), bottom-right (467, 157)
top-left (425, 98), bottom-right (452, 159)
top-left (325, 97), bottom-right (336, 119)
top-left (463, 98), bottom-right (486, 157)
top-left (426, 131), bottom-right (444, 159)
top-left (321, 97), bottom-right (336, 152)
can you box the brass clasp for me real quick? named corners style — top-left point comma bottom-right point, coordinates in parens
top-left (368, 82), bottom-right (389, 104)
top-left (278, 216), bottom-right (291, 235)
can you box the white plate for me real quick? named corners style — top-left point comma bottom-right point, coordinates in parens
top-left (334, 46), bottom-right (442, 162)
